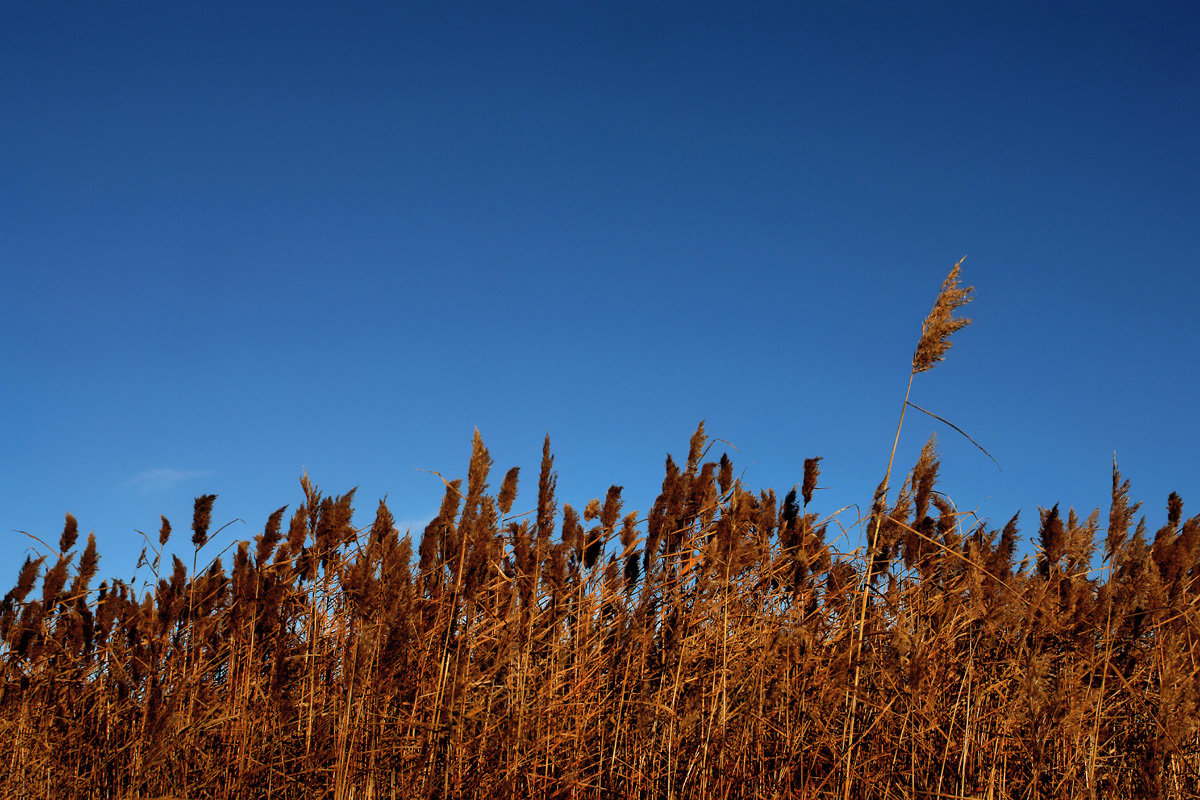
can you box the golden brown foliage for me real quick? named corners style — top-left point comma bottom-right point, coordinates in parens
top-left (3, 261), bottom-right (1195, 800)
top-left (3, 434), bottom-right (1197, 800)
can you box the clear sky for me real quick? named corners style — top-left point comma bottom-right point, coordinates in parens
top-left (4, 2), bottom-right (1198, 582)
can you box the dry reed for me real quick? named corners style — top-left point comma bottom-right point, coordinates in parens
top-left (2, 260), bottom-right (1196, 800)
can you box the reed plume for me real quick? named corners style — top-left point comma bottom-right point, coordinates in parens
top-left (912, 258), bottom-right (973, 374)
top-left (191, 494), bottom-right (217, 549)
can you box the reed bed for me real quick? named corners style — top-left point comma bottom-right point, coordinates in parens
top-left (3, 263), bottom-right (1197, 799)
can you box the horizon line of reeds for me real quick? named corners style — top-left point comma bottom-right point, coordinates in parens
top-left (2, 259), bottom-right (1197, 800)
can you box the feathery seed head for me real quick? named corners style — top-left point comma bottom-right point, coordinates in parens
top-left (912, 258), bottom-right (974, 374)
top-left (368, 500), bottom-right (396, 554)
top-left (466, 429), bottom-right (493, 500)
top-left (257, 506), bottom-right (288, 565)
top-left (1167, 491), bottom-right (1182, 530)
top-left (601, 486), bottom-right (623, 532)
top-left (282, 505), bottom-right (308, 563)
top-left (583, 498), bottom-right (601, 522)
top-left (5, 556), bottom-right (44, 606)
top-left (59, 513), bottom-right (79, 555)
top-left (497, 466), bottom-right (520, 516)
top-left (619, 511), bottom-right (638, 553)
top-left (686, 421), bottom-right (707, 474)
top-left (72, 532), bottom-right (100, 596)
top-left (912, 435), bottom-right (940, 523)
top-left (718, 453), bottom-right (733, 496)
top-left (562, 504), bottom-right (582, 560)
top-left (1107, 462), bottom-right (1141, 562)
top-left (42, 557), bottom-right (69, 607)
top-left (1037, 504), bottom-right (1065, 578)
top-left (624, 550), bottom-right (641, 591)
top-left (537, 435), bottom-right (557, 547)
top-left (801, 457), bottom-right (822, 507)
top-left (584, 525), bottom-right (603, 570)
top-left (781, 489), bottom-right (800, 549)
top-left (192, 494), bottom-right (217, 549)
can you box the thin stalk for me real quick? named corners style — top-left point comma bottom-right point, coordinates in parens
top-left (843, 369), bottom-right (914, 800)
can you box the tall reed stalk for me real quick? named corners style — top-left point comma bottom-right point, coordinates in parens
top-left (843, 257), bottom-right (974, 800)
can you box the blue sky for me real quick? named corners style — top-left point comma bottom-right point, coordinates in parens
top-left (4, 2), bottom-right (1198, 582)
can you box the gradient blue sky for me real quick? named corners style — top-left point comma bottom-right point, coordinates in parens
top-left (4, 2), bottom-right (1198, 581)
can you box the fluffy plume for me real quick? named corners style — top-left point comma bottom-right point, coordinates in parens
top-left (497, 466), bottom-right (520, 516)
top-left (536, 435), bottom-right (557, 549)
top-left (256, 506), bottom-right (288, 566)
top-left (600, 486), bottom-right (623, 533)
top-left (912, 258), bottom-right (974, 374)
top-left (718, 453), bottom-right (733, 496)
top-left (58, 513), bottom-right (79, 555)
top-left (801, 457), bottom-right (822, 507)
top-left (71, 533), bottom-right (99, 596)
top-left (1107, 461), bottom-right (1141, 562)
top-left (191, 494), bottom-right (217, 549)
top-left (1037, 504), bottom-right (1065, 578)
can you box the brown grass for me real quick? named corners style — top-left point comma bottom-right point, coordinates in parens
top-left (3, 260), bottom-right (1198, 799)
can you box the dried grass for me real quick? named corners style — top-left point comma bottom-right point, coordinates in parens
top-left (3, 259), bottom-right (1197, 799)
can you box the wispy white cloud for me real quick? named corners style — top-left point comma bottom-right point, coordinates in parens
top-left (124, 468), bottom-right (214, 494)
top-left (393, 513), bottom-right (437, 536)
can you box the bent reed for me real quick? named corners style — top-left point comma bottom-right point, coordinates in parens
top-left (3, 261), bottom-right (1198, 800)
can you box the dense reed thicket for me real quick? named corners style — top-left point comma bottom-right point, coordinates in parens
top-left (3, 264), bottom-right (1197, 800)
